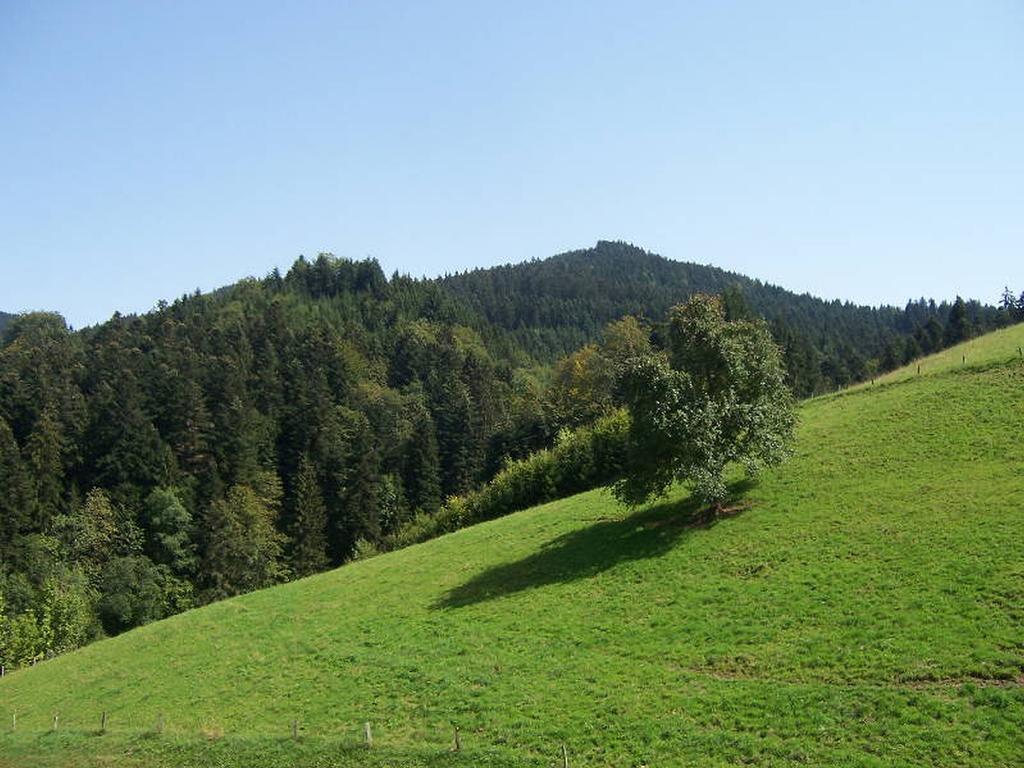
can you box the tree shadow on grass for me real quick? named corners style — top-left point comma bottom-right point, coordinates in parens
top-left (433, 480), bottom-right (754, 610)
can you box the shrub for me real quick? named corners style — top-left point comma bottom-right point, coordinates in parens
top-left (383, 410), bottom-right (628, 551)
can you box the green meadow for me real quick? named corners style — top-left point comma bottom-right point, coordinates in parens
top-left (2, 327), bottom-right (1023, 766)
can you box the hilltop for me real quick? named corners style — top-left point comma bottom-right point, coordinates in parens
top-left (2, 325), bottom-right (1022, 767)
top-left (439, 241), bottom-right (1004, 393)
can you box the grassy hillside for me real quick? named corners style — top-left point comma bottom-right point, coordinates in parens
top-left (870, 322), bottom-right (1024, 386)
top-left (2, 327), bottom-right (1023, 767)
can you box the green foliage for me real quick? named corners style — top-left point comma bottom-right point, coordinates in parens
top-left (0, 416), bottom-right (34, 568)
top-left (200, 481), bottom-right (287, 601)
top-left (0, 247), bottom-right (1012, 666)
top-left (55, 489), bottom-right (142, 583)
top-left (440, 241), bottom-right (1007, 394)
top-left (614, 295), bottom-right (795, 507)
top-left (386, 410), bottom-right (628, 549)
top-left (24, 405), bottom-right (65, 531)
top-left (2, 333), bottom-right (1023, 766)
top-left (38, 569), bottom-right (98, 654)
top-left (545, 344), bottom-right (614, 430)
top-left (402, 403), bottom-right (442, 514)
top-left (288, 456), bottom-right (329, 577)
top-left (945, 295), bottom-right (973, 345)
top-left (0, 568), bottom-right (97, 667)
top-left (96, 556), bottom-right (188, 635)
top-left (142, 488), bottom-right (196, 577)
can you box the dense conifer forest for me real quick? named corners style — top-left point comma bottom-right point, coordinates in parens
top-left (0, 241), bottom-right (1019, 665)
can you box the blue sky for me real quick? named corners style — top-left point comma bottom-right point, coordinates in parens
top-left (2, 1), bottom-right (1022, 328)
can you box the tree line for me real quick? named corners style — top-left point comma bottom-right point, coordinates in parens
top-left (440, 241), bottom-right (1013, 397)
top-left (1, 245), bottom-right (1018, 665)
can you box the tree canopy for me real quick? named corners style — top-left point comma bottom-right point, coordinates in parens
top-left (614, 295), bottom-right (796, 509)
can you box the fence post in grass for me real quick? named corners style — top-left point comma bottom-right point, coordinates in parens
top-left (52, 713), bottom-right (59, 731)
top-left (11, 712), bottom-right (15, 732)
top-left (100, 711), bottom-right (107, 734)
top-left (364, 721), bottom-right (372, 748)
top-left (562, 743), bottom-right (569, 768)
top-left (917, 364), bottom-right (920, 375)
top-left (1, 664), bottom-right (5, 677)
top-left (453, 725), bottom-right (461, 752)
top-left (962, 354), bottom-right (966, 365)
top-left (292, 719), bottom-right (298, 740)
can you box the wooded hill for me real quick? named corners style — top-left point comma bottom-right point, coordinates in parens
top-left (441, 241), bottom-right (1008, 395)
top-left (0, 241), bottom-right (1018, 666)
top-left (2, 324), bottom-right (1023, 767)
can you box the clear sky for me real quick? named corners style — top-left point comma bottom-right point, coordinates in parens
top-left (2, 1), bottom-right (1022, 328)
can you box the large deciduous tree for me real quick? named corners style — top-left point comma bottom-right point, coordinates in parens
top-left (613, 295), bottom-right (795, 511)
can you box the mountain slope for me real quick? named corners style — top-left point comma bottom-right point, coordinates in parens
top-left (437, 241), bottom-right (1003, 380)
top-left (0, 312), bottom-right (12, 336)
top-left (2, 326), bottom-right (1023, 767)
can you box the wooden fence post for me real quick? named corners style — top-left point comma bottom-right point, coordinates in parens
top-left (453, 725), bottom-right (461, 752)
top-left (364, 721), bottom-right (372, 748)
top-left (100, 711), bottom-right (107, 734)
top-left (562, 743), bottom-right (569, 768)
top-left (292, 719), bottom-right (298, 740)
top-left (52, 713), bottom-right (59, 731)
top-left (11, 712), bottom-right (15, 732)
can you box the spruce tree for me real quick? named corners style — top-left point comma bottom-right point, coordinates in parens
top-left (403, 409), bottom-right (442, 514)
top-left (0, 416), bottom-right (34, 567)
top-left (945, 296), bottom-right (971, 345)
top-left (289, 455), bottom-right (329, 577)
top-left (25, 405), bottom-right (65, 531)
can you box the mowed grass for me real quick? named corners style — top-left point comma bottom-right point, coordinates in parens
top-left (3, 327), bottom-right (1024, 767)
top-left (851, 322), bottom-right (1024, 391)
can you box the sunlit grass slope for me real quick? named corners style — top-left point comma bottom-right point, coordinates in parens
top-left (851, 322), bottom-right (1024, 391)
top-left (3, 326), bottom-right (1024, 767)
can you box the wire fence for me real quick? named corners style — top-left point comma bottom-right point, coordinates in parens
top-left (2, 709), bottom-right (574, 767)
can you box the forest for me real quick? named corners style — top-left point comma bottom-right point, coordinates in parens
top-left (1, 241), bottom-right (1021, 666)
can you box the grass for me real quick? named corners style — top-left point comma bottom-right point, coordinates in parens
top-left (2, 326), bottom-right (1024, 766)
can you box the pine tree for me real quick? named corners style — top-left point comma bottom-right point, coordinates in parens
top-left (921, 317), bottom-right (945, 353)
top-left (945, 296), bottom-right (971, 345)
top-left (0, 416), bottom-right (35, 568)
top-left (25, 405), bottom-right (65, 531)
top-left (403, 409), bottom-right (442, 514)
top-left (289, 455), bottom-right (329, 577)
top-left (429, 372), bottom-right (475, 497)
